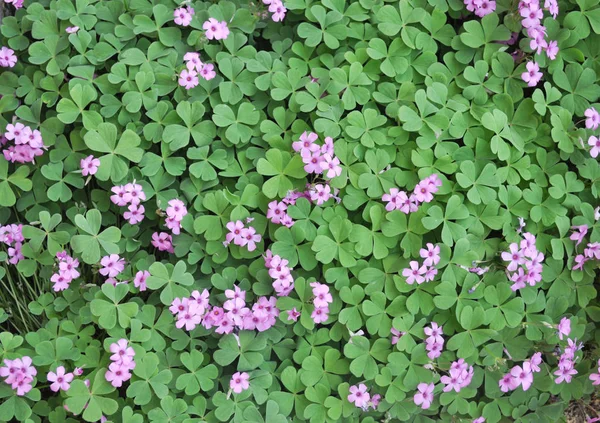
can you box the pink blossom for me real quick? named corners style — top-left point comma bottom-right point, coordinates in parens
top-left (554, 363), bottom-right (577, 384)
top-left (58, 256), bottom-right (80, 280)
top-left (152, 232), bottom-right (174, 253)
top-left (66, 26), bottom-right (79, 34)
top-left (179, 69), bottom-right (199, 90)
top-left (110, 339), bottom-right (135, 364)
top-left (0, 47), bottom-right (17, 68)
top-left (287, 308), bottom-right (301, 321)
top-left (312, 283), bottom-right (333, 308)
top-left (47, 366), bottom-right (74, 392)
top-left (123, 204), bottom-right (145, 225)
top-left (174, 7), bottom-right (192, 26)
top-left (99, 254), bottom-right (125, 278)
top-left (420, 243), bottom-right (440, 267)
top-left (570, 225), bottom-right (588, 246)
top-left (391, 328), bottom-right (405, 345)
top-left (166, 199), bottom-right (187, 221)
top-left (402, 260), bottom-right (426, 285)
top-left (498, 373), bottom-right (518, 392)
top-left (80, 155), bottom-right (100, 176)
top-left (239, 227), bottom-right (261, 251)
top-left (320, 154), bottom-right (342, 178)
top-left (546, 40), bottom-right (559, 60)
top-left (269, 0), bottom-right (287, 21)
top-left (522, 62), bottom-right (543, 87)
top-left (267, 201), bottom-right (287, 224)
top-left (105, 362), bottom-right (132, 388)
top-left (309, 184), bottom-right (332, 205)
top-left (348, 383), bottom-right (370, 408)
top-left (133, 270), bottom-right (150, 291)
top-left (301, 149), bottom-right (325, 174)
top-left (585, 107), bottom-right (600, 130)
top-left (311, 306), bottom-right (329, 323)
top-left (557, 317), bottom-right (571, 340)
top-left (413, 383), bottom-right (434, 409)
top-left (200, 63), bottom-right (216, 80)
top-left (510, 363), bottom-right (534, 391)
top-left (230, 372), bottom-right (250, 393)
top-left (292, 131), bottom-right (320, 153)
top-left (502, 242), bottom-right (525, 271)
top-left (203, 18), bottom-right (229, 40)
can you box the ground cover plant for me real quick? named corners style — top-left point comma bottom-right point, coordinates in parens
top-left (0, 0), bottom-right (599, 421)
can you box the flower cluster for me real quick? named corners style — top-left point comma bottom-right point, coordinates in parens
top-left (152, 232), bottom-right (175, 253)
top-left (292, 132), bottom-right (342, 179)
top-left (47, 366), bottom-right (74, 392)
top-left (3, 122), bottom-right (46, 163)
top-left (568, 224), bottom-right (600, 270)
top-left (80, 155), bottom-right (100, 177)
top-left (347, 383), bottom-right (380, 410)
top-left (171, 288), bottom-right (280, 334)
top-left (203, 18), bottom-right (230, 40)
top-left (105, 339), bottom-right (136, 388)
top-left (424, 322), bottom-right (444, 360)
top-left (230, 371), bottom-right (250, 394)
top-left (463, 0), bottom-right (496, 18)
top-left (0, 356), bottom-right (36, 396)
top-left (51, 251), bottom-right (80, 292)
top-left (0, 46), bottom-right (17, 67)
top-left (519, 0), bottom-right (560, 87)
top-left (266, 200), bottom-right (294, 227)
top-left (499, 352), bottom-right (543, 392)
top-left (402, 243), bottom-right (440, 285)
top-left (441, 359), bottom-right (474, 393)
top-left (263, 0), bottom-right (287, 22)
top-left (134, 270), bottom-right (150, 292)
top-left (164, 198), bottom-right (188, 235)
top-left (110, 182), bottom-right (146, 225)
top-left (0, 223), bottom-right (24, 265)
top-left (501, 232), bottom-right (544, 291)
top-left (382, 174), bottom-right (442, 213)
top-left (310, 282), bottom-right (332, 324)
top-left (264, 250), bottom-right (294, 296)
top-left (99, 254), bottom-right (126, 286)
top-left (224, 220), bottom-right (262, 251)
top-left (281, 184), bottom-right (341, 207)
top-left (173, 5), bottom-right (195, 26)
top-left (553, 318), bottom-right (580, 384)
top-left (178, 52), bottom-right (216, 90)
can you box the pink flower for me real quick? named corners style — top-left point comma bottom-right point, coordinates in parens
top-left (0, 47), bottom-right (17, 68)
top-left (473, 418), bottom-right (486, 423)
top-left (311, 306), bottom-right (329, 324)
top-left (267, 201), bottom-right (287, 224)
top-left (58, 256), bottom-right (80, 280)
top-left (320, 154), bottom-right (342, 178)
top-left (230, 371), bottom-right (250, 393)
top-left (402, 260), bottom-right (426, 285)
top-left (391, 328), bottom-right (405, 345)
top-left (441, 368), bottom-right (465, 393)
top-left (420, 243), bottom-right (440, 267)
top-left (73, 367), bottom-right (84, 376)
top-left (179, 69), bottom-right (199, 90)
top-left (80, 155), bottom-right (100, 176)
top-left (498, 373), bottom-right (518, 392)
top-left (570, 225), bottom-right (588, 246)
top-left (226, 221), bottom-right (245, 245)
top-left (348, 383), bottom-right (370, 408)
top-left (99, 254), bottom-right (125, 278)
top-left (134, 270), bottom-right (150, 291)
top-left (269, 1), bottom-right (287, 21)
top-left (239, 227), bottom-right (261, 251)
top-left (546, 40), bottom-right (559, 60)
top-left (310, 184), bottom-right (332, 205)
top-left (528, 352), bottom-right (543, 373)
top-left (510, 363), bottom-right (534, 391)
top-left (413, 382), bottom-right (434, 409)
top-left (166, 199), bottom-right (187, 221)
top-left (585, 107), bottom-right (600, 130)
top-left (184, 52), bottom-right (204, 72)
top-left (554, 363), bottom-right (577, 384)
top-left (474, 0), bottom-right (495, 16)
top-left (110, 339), bottom-right (135, 364)
top-left (426, 340), bottom-right (444, 359)
top-left (557, 317), bottom-right (571, 340)
top-left (588, 136), bottom-right (600, 158)
top-left (47, 366), bottom-right (74, 392)
top-left (424, 322), bottom-right (444, 343)
top-left (200, 63), bottom-right (216, 80)
top-left (203, 18), bottom-right (229, 40)
top-left (287, 308), bottom-right (301, 321)
top-left (501, 242), bottom-right (525, 271)
top-left (152, 232), bottom-right (174, 253)
top-left (51, 272), bottom-right (72, 291)
top-left (105, 362), bottom-right (132, 388)
top-left (301, 149), bottom-right (325, 174)
top-left (312, 283), bottom-right (333, 308)
top-left (174, 7), bottom-right (193, 26)
top-left (66, 26), bottom-right (79, 34)
top-left (413, 180), bottom-right (434, 203)
top-left (521, 62), bottom-right (542, 87)
top-left (176, 305), bottom-right (203, 331)
top-left (292, 131), bottom-right (319, 153)
top-left (4, 123), bottom-right (25, 141)
top-left (123, 204), bottom-right (145, 225)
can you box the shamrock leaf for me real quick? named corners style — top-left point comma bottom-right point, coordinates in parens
top-left (146, 261), bottom-right (194, 305)
top-left (126, 353), bottom-right (172, 405)
top-left (70, 209), bottom-right (121, 264)
top-left (90, 283), bottom-right (139, 330)
top-left (175, 350), bottom-right (218, 395)
top-left (65, 370), bottom-right (118, 422)
top-left (0, 158), bottom-right (32, 206)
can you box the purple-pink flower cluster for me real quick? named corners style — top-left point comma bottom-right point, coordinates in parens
top-left (464, 0), bottom-right (496, 17)
top-left (105, 339), bottom-right (136, 388)
top-left (586, 109), bottom-right (600, 157)
top-left (501, 232), bottom-right (544, 291)
top-left (293, 132), bottom-right (342, 179)
top-left (382, 174), bottom-right (442, 213)
top-left (262, 0), bottom-right (287, 22)
top-left (152, 232), bottom-right (174, 253)
top-left (0, 223), bottom-right (24, 265)
top-left (110, 182), bottom-right (146, 225)
top-left (3, 122), bottom-right (46, 163)
top-left (347, 383), bottom-right (380, 410)
top-left (568, 225), bottom-right (600, 270)
top-left (402, 243), bottom-right (440, 285)
top-left (99, 254), bottom-right (126, 286)
top-left (264, 250), bottom-right (294, 296)
top-left (266, 200), bottom-right (294, 227)
top-left (441, 359), bottom-right (474, 393)
top-left (0, 356), bottom-right (36, 396)
top-left (424, 322), bottom-right (444, 360)
top-left (310, 281), bottom-right (332, 324)
top-left (179, 52), bottom-right (216, 90)
top-left (554, 338), bottom-right (581, 384)
top-left (47, 366), bottom-right (74, 392)
top-left (499, 352), bottom-right (542, 392)
top-left (173, 5), bottom-right (195, 26)
top-left (224, 220), bottom-right (262, 251)
top-left (51, 251), bottom-right (80, 291)
top-left (170, 288), bottom-right (280, 333)
top-left (0, 46), bottom-right (17, 68)
top-left (164, 198), bottom-right (187, 235)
